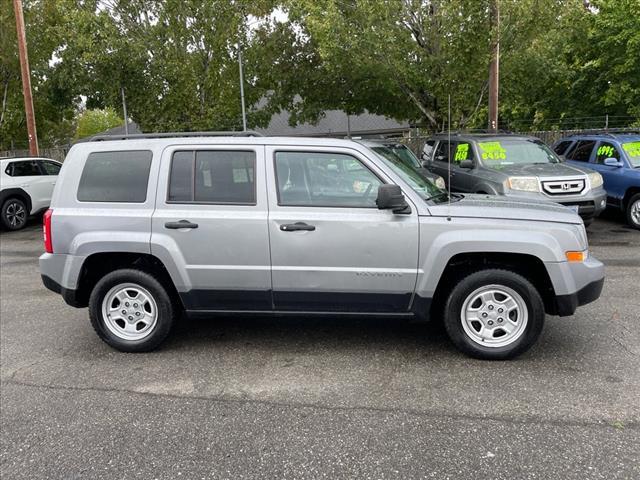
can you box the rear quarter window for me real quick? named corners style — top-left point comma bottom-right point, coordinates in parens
top-left (77, 150), bottom-right (153, 203)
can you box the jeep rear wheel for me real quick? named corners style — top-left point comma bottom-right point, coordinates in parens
top-left (1, 198), bottom-right (28, 230)
top-left (443, 269), bottom-right (545, 360)
top-left (89, 269), bottom-right (176, 352)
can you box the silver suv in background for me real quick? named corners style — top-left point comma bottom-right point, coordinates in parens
top-left (40, 132), bottom-right (604, 360)
top-left (422, 134), bottom-right (607, 225)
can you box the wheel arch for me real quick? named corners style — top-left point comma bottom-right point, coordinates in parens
top-left (623, 186), bottom-right (640, 209)
top-left (0, 188), bottom-right (32, 213)
top-left (428, 251), bottom-right (558, 321)
top-left (74, 252), bottom-right (183, 309)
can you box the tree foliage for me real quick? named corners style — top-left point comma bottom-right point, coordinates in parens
top-left (1, 0), bottom-right (638, 149)
top-left (74, 107), bottom-right (122, 139)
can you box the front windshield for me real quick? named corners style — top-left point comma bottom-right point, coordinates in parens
top-left (385, 144), bottom-right (421, 168)
top-left (478, 139), bottom-right (560, 167)
top-left (370, 146), bottom-right (443, 199)
top-left (622, 141), bottom-right (640, 167)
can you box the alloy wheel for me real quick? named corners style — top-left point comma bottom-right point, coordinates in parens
top-left (4, 201), bottom-right (26, 229)
top-left (101, 283), bottom-right (158, 341)
top-left (460, 284), bottom-right (529, 348)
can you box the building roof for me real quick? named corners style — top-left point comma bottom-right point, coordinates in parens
top-left (254, 109), bottom-right (411, 137)
top-left (101, 121), bottom-right (143, 136)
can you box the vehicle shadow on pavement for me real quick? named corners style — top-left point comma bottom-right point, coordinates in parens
top-left (165, 313), bottom-right (456, 356)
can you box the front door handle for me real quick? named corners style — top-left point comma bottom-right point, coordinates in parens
top-left (280, 222), bottom-right (315, 232)
top-left (165, 220), bottom-right (199, 229)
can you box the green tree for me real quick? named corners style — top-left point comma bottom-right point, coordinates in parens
top-left (74, 107), bottom-right (122, 139)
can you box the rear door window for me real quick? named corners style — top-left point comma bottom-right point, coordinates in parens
top-left (77, 150), bottom-right (153, 203)
top-left (566, 140), bottom-right (596, 162)
top-left (7, 160), bottom-right (41, 176)
top-left (167, 150), bottom-right (256, 204)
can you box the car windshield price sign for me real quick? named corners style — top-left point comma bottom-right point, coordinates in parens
top-left (478, 142), bottom-right (507, 161)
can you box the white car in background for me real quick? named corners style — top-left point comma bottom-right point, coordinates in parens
top-left (0, 157), bottom-right (62, 230)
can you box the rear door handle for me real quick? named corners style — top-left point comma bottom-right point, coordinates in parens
top-left (165, 220), bottom-right (199, 229)
top-left (280, 222), bottom-right (315, 232)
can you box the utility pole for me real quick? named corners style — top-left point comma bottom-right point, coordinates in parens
top-left (13, 0), bottom-right (39, 155)
top-left (488, 0), bottom-right (500, 133)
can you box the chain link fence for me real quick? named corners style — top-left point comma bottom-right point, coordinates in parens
top-left (0, 147), bottom-right (70, 162)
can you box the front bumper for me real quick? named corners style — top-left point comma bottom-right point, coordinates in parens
top-left (555, 189), bottom-right (607, 221)
top-left (505, 188), bottom-right (607, 221)
top-left (546, 255), bottom-right (605, 317)
top-left (554, 277), bottom-right (604, 317)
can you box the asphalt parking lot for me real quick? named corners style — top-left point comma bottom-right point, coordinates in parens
top-left (1, 213), bottom-right (639, 479)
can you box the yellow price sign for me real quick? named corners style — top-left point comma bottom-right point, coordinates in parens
top-left (454, 143), bottom-right (469, 162)
top-left (622, 142), bottom-right (640, 158)
top-left (478, 141), bottom-right (507, 161)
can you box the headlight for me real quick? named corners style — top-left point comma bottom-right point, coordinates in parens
top-left (588, 171), bottom-right (603, 188)
top-left (508, 176), bottom-right (539, 192)
top-left (434, 176), bottom-right (446, 189)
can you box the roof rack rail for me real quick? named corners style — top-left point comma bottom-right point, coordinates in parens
top-left (564, 130), bottom-right (640, 138)
top-left (89, 130), bottom-right (264, 142)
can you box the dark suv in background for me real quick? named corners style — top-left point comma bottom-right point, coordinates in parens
top-left (422, 134), bottom-right (607, 225)
top-left (553, 133), bottom-right (640, 229)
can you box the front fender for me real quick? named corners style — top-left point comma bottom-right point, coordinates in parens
top-left (416, 220), bottom-right (572, 297)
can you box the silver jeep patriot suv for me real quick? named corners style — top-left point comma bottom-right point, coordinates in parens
top-left (40, 132), bottom-right (604, 359)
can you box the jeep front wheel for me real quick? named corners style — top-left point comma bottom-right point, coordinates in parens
top-left (89, 269), bottom-right (176, 352)
top-left (443, 269), bottom-right (545, 360)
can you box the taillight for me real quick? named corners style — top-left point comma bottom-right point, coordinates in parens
top-left (43, 209), bottom-right (53, 253)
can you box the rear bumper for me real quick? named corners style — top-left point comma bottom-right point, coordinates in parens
top-left (40, 252), bottom-right (87, 308)
top-left (554, 277), bottom-right (605, 317)
top-left (41, 274), bottom-right (84, 308)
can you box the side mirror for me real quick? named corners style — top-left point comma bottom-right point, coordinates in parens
top-left (376, 184), bottom-right (411, 214)
top-left (458, 159), bottom-right (474, 169)
top-left (604, 158), bottom-right (623, 167)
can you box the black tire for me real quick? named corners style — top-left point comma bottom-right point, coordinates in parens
top-left (443, 269), bottom-right (545, 360)
top-left (1, 197), bottom-right (28, 231)
top-left (625, 193), bottom-right (640, 230)
top-left (89, 269), bottom-right (176, 352)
